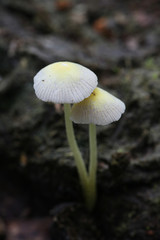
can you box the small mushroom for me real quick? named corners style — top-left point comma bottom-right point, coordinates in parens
top-left (71, 87), bottom-right (125, 125)
top-left (33, 61), bottom-right (97, 104)
top-left (33, 61), bottom-right (98, 210)
top-left (70, 87), bottom-right (126, 210)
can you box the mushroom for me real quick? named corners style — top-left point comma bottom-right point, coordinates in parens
top-left (71, 87), bottom-right (125, 125)
top-left (71, 87), bottom-right (126, 209)
top-left (33, 61), bottom-right (98, 208)
top-left (33, 61), bottom-right (97, 104)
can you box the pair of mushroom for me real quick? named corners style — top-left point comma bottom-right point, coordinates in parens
top-left (33, 61), bottom-right (125, 210)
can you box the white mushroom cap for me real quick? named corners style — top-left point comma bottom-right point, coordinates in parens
top-left (33, 61), bottom-right (98, 104)
top-left (71, 87), bottom-right (125, 125)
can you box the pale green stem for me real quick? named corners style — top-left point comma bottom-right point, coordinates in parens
top-left (87, 123), bottom-right (97, 210)
top-left (63, 104), bottom-right (89, 200)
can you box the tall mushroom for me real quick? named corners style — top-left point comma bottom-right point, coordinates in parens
top-left (33, 61), bottom-right (98, 207)
top-left (71, 87), bottom-right (126, 209)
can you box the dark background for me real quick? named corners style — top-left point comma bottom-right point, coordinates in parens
top-left (0, 0), bottom-right (160, 239)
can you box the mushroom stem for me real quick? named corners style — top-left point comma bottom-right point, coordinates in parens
top-left (87, 123), bottom-right (97, 210)
top-left (64, 104), bottom-right (89, 200)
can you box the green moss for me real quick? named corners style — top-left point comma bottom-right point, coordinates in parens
top-left (144, 58), bottom-right (155, 69)
top-left (151, 72), bottom-right (159, 80)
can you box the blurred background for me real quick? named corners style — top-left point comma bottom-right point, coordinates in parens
top-left (0, 0), bottom-right (160, 239)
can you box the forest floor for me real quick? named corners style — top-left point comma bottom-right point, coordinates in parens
top-left (0, 0), bottom-right (160, 239)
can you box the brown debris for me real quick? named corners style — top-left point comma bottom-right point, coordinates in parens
top-left (93, 17), bottom-right (114, 38)
top-left (55, 0), bottom-right (72, 11)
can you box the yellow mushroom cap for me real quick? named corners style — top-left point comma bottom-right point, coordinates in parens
top-left (33, 61), bottom-right (98, 104)
top-left (71, 87), bottom-right (125, 125)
